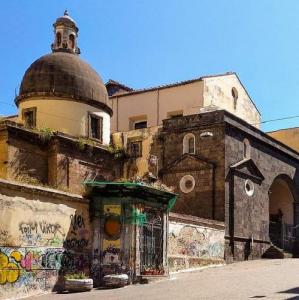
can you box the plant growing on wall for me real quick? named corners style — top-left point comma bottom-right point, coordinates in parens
top-left (77, 137), bottom-right (97, 151)
top-left (107, 144), bottom-right (126, 160)
top-left (37, 127), bottom-right (54, 142)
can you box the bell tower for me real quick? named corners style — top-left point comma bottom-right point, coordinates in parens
top-left (51, 10), bottom-right (80, 54)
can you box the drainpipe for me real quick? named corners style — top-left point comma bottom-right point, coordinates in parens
top-left (156, 89), bottom-right (160, 126)
top-left (116, 96), bottom-right (119, 132)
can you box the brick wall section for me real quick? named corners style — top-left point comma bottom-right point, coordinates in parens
top-left (1, 123), bottom-right (120, 194)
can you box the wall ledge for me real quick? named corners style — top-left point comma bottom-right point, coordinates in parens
top-left (169, 212), bottom-right (225, 230)
top-left (0, 178), bottom-right (88, 204)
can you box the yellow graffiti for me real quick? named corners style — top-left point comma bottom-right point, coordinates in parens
top-left (0, 252), bottom-right (8, 268)
top-left (10, 251), bottom-right (22, 262)
top-left (0, 251), bottom-right (22, 285)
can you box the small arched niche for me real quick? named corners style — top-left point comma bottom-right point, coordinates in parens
top-left (243, 138), bottom-right (251, 159)
top-left (232, 87), bottom-right (238, 110)
top-left (69, 34), bottom-right (75, 49)
top-left (183, 133), bottom-right (195, 154)
top-left (56, 32), bottom-right (62, 46)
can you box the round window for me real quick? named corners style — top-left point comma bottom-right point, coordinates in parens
top-left (245, 179), bottom-right (254, 197)
top-left (180, 175), bottom-right (195, 193)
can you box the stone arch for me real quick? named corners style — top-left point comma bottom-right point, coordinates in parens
top-left (268, 174), bottom-right (297, 251)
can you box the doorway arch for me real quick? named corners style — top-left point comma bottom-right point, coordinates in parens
top-left (269, 175), bottom-right (295, 252)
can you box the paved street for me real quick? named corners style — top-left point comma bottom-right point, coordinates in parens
top-left (30, 259), bottom-right (299, 300)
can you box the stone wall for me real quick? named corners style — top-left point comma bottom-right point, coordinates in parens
top-left (160, 112), bottom-right (226, 221)
top-left (168, 213), bottom-right (225, 272)
top-left (0, 180), bottom-right (91, 300)
top-left (224, 112), bottom-right (299, 261)
top-left (0, 122), bottom-right (120, 195)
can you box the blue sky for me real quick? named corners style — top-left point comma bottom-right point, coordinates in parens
top-left (1, 0), bottom-right (299, 131)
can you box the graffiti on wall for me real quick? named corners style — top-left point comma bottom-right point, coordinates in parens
top-left (168, 223), bottom-right (224, 259)
top-left (63, 214), bottom-right (89, 250)
top-left (0, 247), bottom-right (90, 288)
top-left (18, 220), bottom-right (66, 247)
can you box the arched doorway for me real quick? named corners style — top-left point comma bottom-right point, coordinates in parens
top-left (269, 175), bottom-right (295, 253)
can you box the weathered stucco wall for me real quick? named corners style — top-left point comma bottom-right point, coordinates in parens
top-left (112, 126), bottom-right (160, 179)
top-left (110, 80), bottom-right (204, 132)
top-left (0, 180), bottom-right (91, 300)
top-left (203, 75), bottom-right (261, 128)
top-left (168, 213), bottom-right (225, 272)
top-left (267, 127), bottom-right (299, 153)
top-left (111, 74), bottom-right (261, 133)
top-left (18, 98), bottom-right (111, 145)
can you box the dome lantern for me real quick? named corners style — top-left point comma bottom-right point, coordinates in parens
top-left (15, 11), bottom-right (112, 145)
top-left (51, 10), bottom-right (80, 55)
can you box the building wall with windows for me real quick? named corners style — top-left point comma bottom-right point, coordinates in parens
top-left (112, 126), bottom-right (160, 179)
top-left (110, 73), bottom-right (261, 133)
top-left (17, 98), bottom-right (111, 145)
top-left (203, 74), bottom-right (261, 128)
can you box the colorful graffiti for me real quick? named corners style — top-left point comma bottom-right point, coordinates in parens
top-left (0, 247), bottom-right (90, 288)
top-left (0, 250), bottom-right (21, 284)
top-left (168, 223), bottom-right (224, 259)
top-left (101, 205), bottom-right (122, 277)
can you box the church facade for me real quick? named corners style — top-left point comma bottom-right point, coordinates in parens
top-left (1, 11), bottom-right (299, 299)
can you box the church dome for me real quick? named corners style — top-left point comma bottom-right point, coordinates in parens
top-left (15, 52), bottom-right (112, 115)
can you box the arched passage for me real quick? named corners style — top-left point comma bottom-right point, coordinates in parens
top-left (269, 175), bottom-right (295, 252)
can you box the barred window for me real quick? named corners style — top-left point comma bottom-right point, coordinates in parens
top-left (130, 141), bottom-right (142, 157)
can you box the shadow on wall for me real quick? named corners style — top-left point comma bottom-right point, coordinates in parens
top-left (0, 194), bottom-right (92, 299)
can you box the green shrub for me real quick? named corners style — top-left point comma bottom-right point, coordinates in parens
top-left (64, 272), bottom-right (88, 280)
top-left (38, 127), bottom-right (54, 142)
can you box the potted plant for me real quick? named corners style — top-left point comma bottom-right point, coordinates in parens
top-left (64, 272), bottom-right (93, 292)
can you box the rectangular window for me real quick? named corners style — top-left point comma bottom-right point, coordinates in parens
top-left (22, 107), bottom-right (36, 128)
top-left (89, 114), bottom-right (103, 142)
top-left (134, 121), bottom-right (147, 130)
top-left (129, 140), bottom-right (142, 157)
top-left (167, 110), bottom-right (183, 119)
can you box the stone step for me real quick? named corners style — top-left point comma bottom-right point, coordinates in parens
top-left (262, 245), bottom-right (293, 259)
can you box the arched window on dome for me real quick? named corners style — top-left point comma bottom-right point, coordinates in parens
top-left (69, 34), bottom-right (75, 49)
top-left (183, 133), bottom-right (195, 154)
top-left (56, 32), bottom-right (61, 47)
